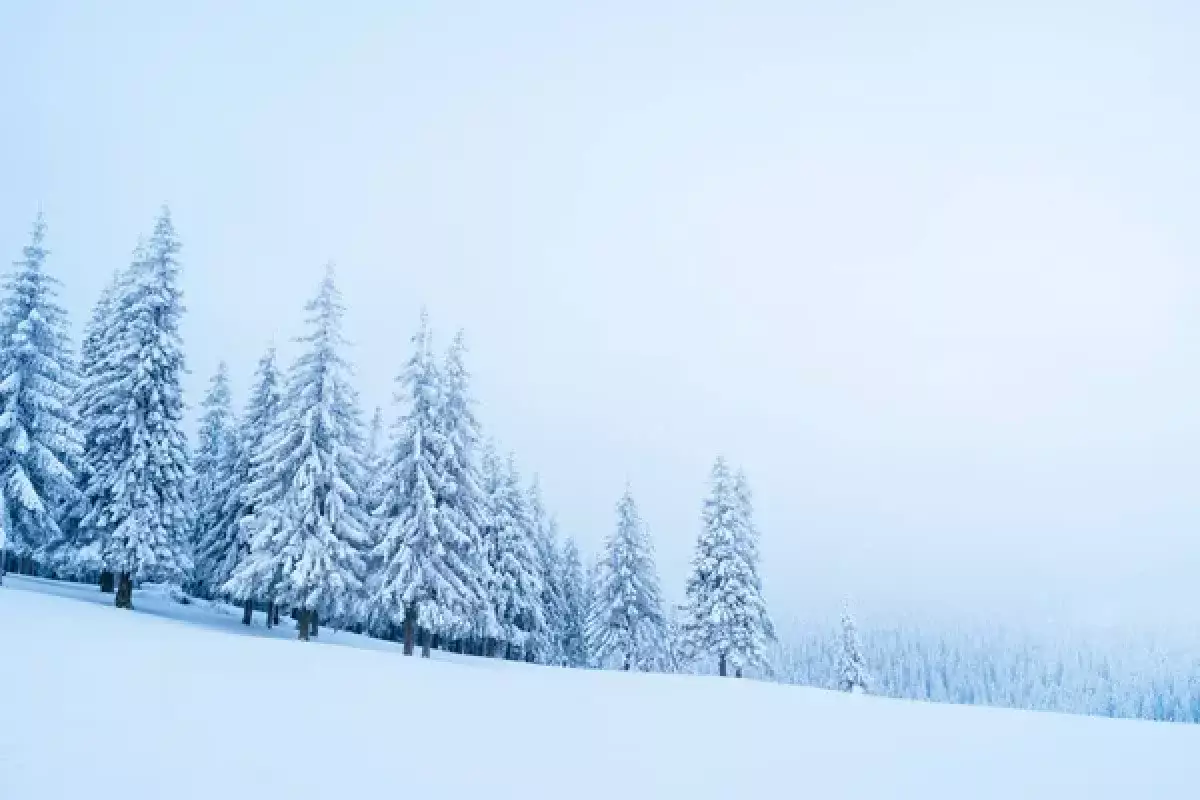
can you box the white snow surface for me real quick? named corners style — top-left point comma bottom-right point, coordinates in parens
top-left (2, 575), bottom-right (1197, 799)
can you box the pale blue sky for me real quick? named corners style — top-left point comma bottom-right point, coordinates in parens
top-left (4, 1), bottom-right (1200, 628)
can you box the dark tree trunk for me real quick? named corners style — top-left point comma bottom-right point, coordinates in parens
top-left (272, 604), bottom-right (281, 626)
top-left (505, 641), bottom-right (513, 661)
top-left (115, 572), bottom-right (134, 609)
top-left (735, 666), bottom-right (743, 679)
top-left (486, 637), bottom-right (497, 658)
top-left (622, 653), bottom-right (631, 671)
top-left (310, 611), bottom-right (319, 639)
top-left (431, 633), bottom-right (440, 651)
top-left (242, 599), bottom-right (254, 626)
top-left (99, 570), bottom-right (114, 594)
top-left (265, 602), bottom-right (274, 629)
top-left (719, 654), bottom-right (728, 677)
top-left (297, 609), bottom-right (311, 641)
top-left (421, 627), bottom-right (432, 659)
top-left (402, 606), bottom-right (416, 656)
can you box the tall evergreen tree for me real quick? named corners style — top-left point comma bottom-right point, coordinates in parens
top-left (684, 459), bottom-right (773, 677)
top-left (82, 209), bottom-right (192, 608)
top-left (370, 312), bottom-right (485, 656)
top-left (440, 331), bottom-right (492, 645)
top-left (482, 449), bottom-right (544, 660)
top-left (58, 270), bottom-right (124, 585)
top-left (559, 535), bottom-right (590, 668)
top-left (225, 267), bottom-right (368, 639)
top-left (220, 347), bottom-right (283, 624)
top-left (586, 487), bottom-right (665, 671)
top-left (191, 363), bottom-right (239, 598)
top-left (683, 456), bottom-right (741, 676)
top-left (0, 213), bottom-right (81, 574)
top-left (837, 604), bottom-right (870, 694)
top-left (528, 477), bottom-right (565, 665)
top-left (729, 467), bottom-right (773, 674)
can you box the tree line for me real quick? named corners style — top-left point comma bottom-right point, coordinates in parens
top-left (0, 208), bottom-right (775, 678)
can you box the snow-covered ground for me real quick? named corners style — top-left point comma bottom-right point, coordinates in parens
top-left (2, 576), bottom-right (1197, 799)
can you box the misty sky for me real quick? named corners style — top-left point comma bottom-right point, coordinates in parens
top-left (3, 1), bottom-right (1200, 629)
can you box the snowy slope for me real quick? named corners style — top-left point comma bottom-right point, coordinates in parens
top-left (2, 577), bottom-right (1197, 799)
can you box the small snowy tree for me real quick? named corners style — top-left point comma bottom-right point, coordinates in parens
top-left (559, 535), bottom-right (589, 668)
top-left (586, 487), bottom-right (665, 671)
top-left (83, 209), bottom-right (193, 608)
top-left (190, 362), bottom-right (237, 597)
top-left (369, 311), bottom-right (485, 655)
top-left (220, 347), bottom-right (283, 624)
top-left (837, 605), bottom-right (870, 694)
top-left (0, 213), bottom-right (81, 574)
top-left (363, 405), bottom-right (386, 514)
top-left (225, 267), bottom-right (369, 639)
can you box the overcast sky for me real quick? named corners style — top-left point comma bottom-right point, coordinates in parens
top-left (4, 1), bottom-right (1200, 630)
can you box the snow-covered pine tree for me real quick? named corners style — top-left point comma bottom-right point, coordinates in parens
top-left (0, 213), bottom-right (81, 577)
top-left (356, 404), bottom-right (387, 635)
top-left (191, 363), bottom-right (242, 599)
top-left (729, 467), bottom-right (773, 676)
top-left (586, 487), bottom-right (665, 671)
top-left (558, 535), bottom-right (589, 668)
top-left (220, 347), bottom-right (283, 625)
top-left (528, 477), bottom-right (565, 665)
top-left (438, 330), bottom-right (492, 646)
top-left (58, 270), bottom-right (124, 586)
top-left (683, 456), bottom-right (740, 676)
top-left (225, 267), bottom-right (368, 640)
top-left (370, 311), bottom-right (485, 656)
top-left (480, 447), bottom-right (545, 660)
top-left (582, 553), bottom-right (606, 667)
top-left (837, 604), bottom-right (870, 694)
top-left (83, 209), bottom-right (192, 608)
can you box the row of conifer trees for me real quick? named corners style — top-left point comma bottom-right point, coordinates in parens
top-left (0, 208), bottom-right (777, 677)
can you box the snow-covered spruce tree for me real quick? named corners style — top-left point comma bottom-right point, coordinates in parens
top-left (684, 458), bottom-right (774, 677)
top-left (0, 213), bottom-right (81, 577)
top-left (59, 270), bottom-right (124, 587)
top-left (370, 311), bottom-right (485, 656)
top-left (558, 536), bottom-right (590, 668)
top-left (729, 467), bottom-right (773, 675)
top-left (220, 347), bottom-right (283, 626)
top-left (83, 210), bottom-right (192, 608)
top-left (528, 478), bottom-right (566, 664)
top-left (586, 487), bottom-right (665, 671)
top-left (190, 362), bottom-right (237, 598)
top-left (482, 450), bottom-right (544, 660)
top-left (437, 330), bottom-right (492, 648)
top-left (225, 267), bottom-right (368, 640)
top-left (683, 456), bottom-right (740, 676)
top-left (837, 604), bottom-right (870, 694)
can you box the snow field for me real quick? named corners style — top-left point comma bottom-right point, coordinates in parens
top-left (3, 577), bottom-right (1198, 800)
